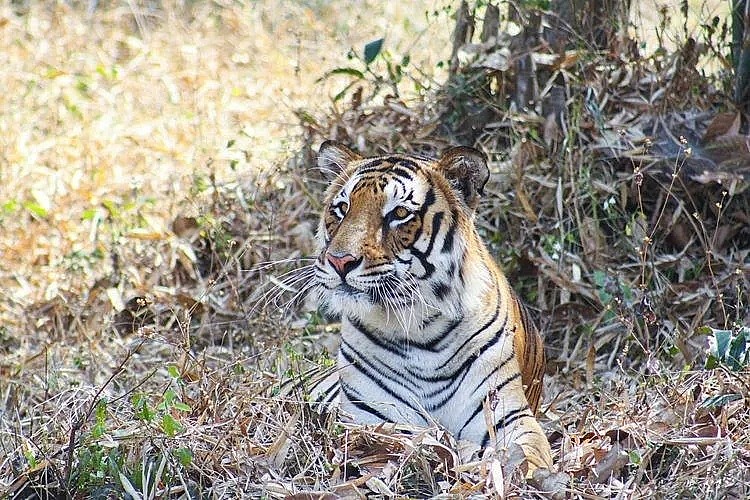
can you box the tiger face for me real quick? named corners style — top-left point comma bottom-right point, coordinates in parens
top-left (313, 141), bottom-right (489, 326)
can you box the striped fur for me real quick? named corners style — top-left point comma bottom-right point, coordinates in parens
top-left (309, 141), bottom-right (552, 471)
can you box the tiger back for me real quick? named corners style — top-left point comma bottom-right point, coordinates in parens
top-left (309, 141), bottom-right (552, 472)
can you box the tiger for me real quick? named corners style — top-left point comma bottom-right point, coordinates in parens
top-left (306, 140), bottom-right (552, 472)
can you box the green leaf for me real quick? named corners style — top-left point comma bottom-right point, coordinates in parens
top-left (695, 325), bottom-right (713, 336)
top-left (333, 81), bottom-right (357, 102)
top-left (592, 270), bottom-right (607, 288)
top-left (173, 401), bottom-right (191, 412)
top-left (173, 447), bottom-right (193, 467)
top-left (102, 199), bottom-right (119, 217)
top-left (699, 393), bottom-right (742, 409)
top-left (329, 67), bottom-right (365, 78)
top-left (82, 208), bottom-right (97, 221)
top-left (628, 450), bottom-right (641, 465)
top-left (316, 67), bottom-right (365, 84)
top-left (711, 328), bottom-right (732, 360)
top-left (159, 389), bottom-right (178, 411)
top-left (95, 400), bottom-right (107, 424)
top-left (727, 331), bottom-right (747, 370)
top-left (705, 354), bottom-right (719, 370)
top-left (167, 365), bottom-right (180, 379)
top-left (24, 450), bottom-right (37, 468)
top-left (364, 38), bottom-right (384, 65)
top-left (161, 414), bottom-right (183, 437)
top-left (132, 393), bottom-right (154, 422)
top-left (2, 199), bottom-right (19, 214)
top-left (23, 201), bottom-right (48, 219)
top-left (704, 327), bottom-right (749, 371)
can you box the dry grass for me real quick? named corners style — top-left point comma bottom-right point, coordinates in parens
top-left (1, 1), bottom-right (749, 498)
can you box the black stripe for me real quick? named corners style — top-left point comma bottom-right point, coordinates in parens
top-left (518, 299), bottom-right (538, 360)
top-left (349, 180), bottom-right (376, 198)
top-left (410, 209), bottom-right (442, 278)
top-left (441, 210), bottom-right (458, 253)
top-left (471, 354), bottom-right (516, 398)
top-left (341, 382), bottom-right (391, 422)
top-left (420, 311), bottom-right (441, 328)
top-left (419, 316), bottom-right (462, 351)
top-left (349, 317), bottom-right (405, 356)
top-left (394, 157), bottom-right (418, 168)
top-left (340, 340), bottom-right (406, 386)
top-left (360, 268), bottom-right (390, 278)
top-left (423, 211), bottom-right (443, 254)
top-left (422, 187), bottom-right (436, 210)
top-left (351, 314), bottom-right (460, 354)
top-left (356, 159), bottom-right (385, 173)
top-left (457, 373), bottom-right (522, 437)
top-left (322, 385), bottom-right (339, 404)
top-left (390, 165), bottom-right (418, 179)
top-left (424, 363), bottom-right (473, 410)
top-left (358, 161), bottom-right (417, 180)
top-left (437, 300), bottom-right (501, 371)
top-left (480, 406), bottom-right (532, 447)
top-left (389, 176), bottom-right (406, 190)
top-left (408, 313), bottom-right (507, 384)
top-left (340, 340), bottom-right (423, 412)
top-left (431, 280), bottom-right (450, 300)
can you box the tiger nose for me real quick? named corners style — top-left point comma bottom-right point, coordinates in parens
top-left (326, 251), bottom-right (361, 277)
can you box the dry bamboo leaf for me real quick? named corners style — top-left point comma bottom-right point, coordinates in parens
top-left (586, 344), bottom-right (596, 388)
top-left (266, 411), bottom-right (300, 468)
top-left (588, 442), bottom-right (630, 484)
top-left (364, 477), bottom-right (395, 496)
top-left (530, 468), bottom-right (570, 499)
top-left (702, 112), bottom-right (741, 143)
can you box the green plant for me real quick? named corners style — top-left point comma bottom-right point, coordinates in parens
top-left (593, 270), bottom-right (634, 322)
top-left (70, 399), bottom-right (126, 492)
top-left (318, 37), bottom-right (417, 102)
top-left (703, 326), bottom-right (750, 371)
top-left (132, 386), bottom-right (192, 438)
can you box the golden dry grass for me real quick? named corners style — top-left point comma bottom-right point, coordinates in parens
top-left (1, 1), bottom-right (748, 498)
top-left (0, 1), bottom-right (453, 308)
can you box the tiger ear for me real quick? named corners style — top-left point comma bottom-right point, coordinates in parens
top-left (317, 140), bottom-right (362, 180)
top-left (436, 146), bottom-right (490, 210)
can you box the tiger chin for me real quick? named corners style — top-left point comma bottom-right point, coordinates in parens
top-left (310, 140), bottom-right (553, 473)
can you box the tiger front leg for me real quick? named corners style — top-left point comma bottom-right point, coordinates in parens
top-left (492, 409), bottom-right (552, 474)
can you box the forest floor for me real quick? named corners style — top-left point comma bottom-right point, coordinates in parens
top-left (1, 1), bottom-right (748, 498)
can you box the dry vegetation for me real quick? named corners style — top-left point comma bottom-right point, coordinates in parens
top-left (1, 0), bottom-right (749, 498)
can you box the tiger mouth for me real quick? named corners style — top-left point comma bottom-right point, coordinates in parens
top-left (322, 275), bottom-right (417, 307)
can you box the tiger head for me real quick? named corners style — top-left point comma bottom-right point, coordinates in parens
top-left (313, 141), bottom-right (491, 328)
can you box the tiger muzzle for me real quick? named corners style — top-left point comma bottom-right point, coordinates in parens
top-left (325, 251), bottom-right (362, 278)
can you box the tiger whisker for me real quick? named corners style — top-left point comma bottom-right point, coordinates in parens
top-left (268, 272), bottom-right (316, 308)
top-left (403, 274), bottom-right (437, 313)
top-left (375, 281), bottom-right (391, 325)
top-left (244, 257), bottom-right (317, 273)
top-left (315, 166), bottom-right (351, 186)
top-left (279, 281), bottom-right (319, 316)
top-left (381, 277), bottom-right (409, 335)
top-left (250, 266), bottom-right (316, 314)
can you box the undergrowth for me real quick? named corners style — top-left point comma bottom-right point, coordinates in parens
top-left (1, 1), bottom-right (749, 498)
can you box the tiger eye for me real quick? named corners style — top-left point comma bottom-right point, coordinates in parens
top-left (332, 201), bottom-right (348, 218)
top-left (394, 206), bottom-right (409, 219)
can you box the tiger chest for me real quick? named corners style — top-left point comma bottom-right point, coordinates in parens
top-left (337, 320), bottom-right (497, 430)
